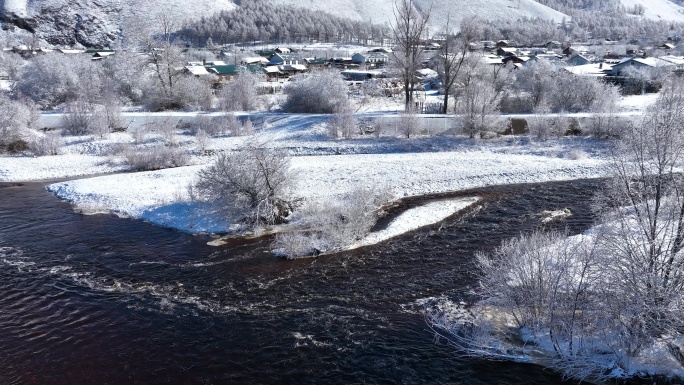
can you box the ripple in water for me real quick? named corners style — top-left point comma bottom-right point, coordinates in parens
top-left (0, 180), bottom-right (602, 384)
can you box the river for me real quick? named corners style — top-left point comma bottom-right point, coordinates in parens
top-left (0, 179), bottom-right (600, 384)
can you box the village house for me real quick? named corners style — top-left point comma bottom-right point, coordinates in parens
top-left (304, 57), bottom-right (328, 69)
top-left (350, 52), bottom-right (389, 67)
top-left (566, 53), bottom-right (592, 66)
top-left (496, 47), bottom-right (518, 56)
top-left (209, 64), bottom-right (241, 83)
top-left (607, 56), bottom-right (683, 76)
top-left (496, 40), bottom-right (517, 48)
top-left (268, 53), bottom-right (305, 66)
top-left (562, 45), bottom-right (590, 56)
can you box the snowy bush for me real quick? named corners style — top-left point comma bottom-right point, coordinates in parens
top-left (219, 70), bottom-right (260, 111)
top-left (30, 131), bottom-right (62, 156)
top-left (143, 73), bottom-right (213, 112)
top-left (195, 129), bottom-right (210, 154)
top-left (282, 70), bottom-right (349, 113)
top-left (327, 110), bottom-right (357, 139)
top-left (191, 114), bottom-right (248, 137)
top-left (62, 101), bottom-right (110, 137)
top-left (123, 144), bottom-right (189, 171)
top-left (0, 95), bottom-right (39, 153)
top-left (397, 107), bottom-right (421, 139)
top-left (195, 139), bottom-right (295, 228)
top-left (272, 187), bottom-right (390, 258)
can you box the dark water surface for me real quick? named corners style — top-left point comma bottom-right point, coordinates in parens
top-left (0, 179), bottom-right (601, 384)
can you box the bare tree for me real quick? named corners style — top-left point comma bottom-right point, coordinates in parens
top-left (397, 106), bottom-right (421, 138)
top-left (195, 139), bottom-right (295, 228)
top-left (436, 16), bottom-right (480, 114)
top-left (328, 109), bottom-right (358, 139)
top-left (596, 77), bottom-right (684, 343)
top-left (455, 57), bottom-right (503, 138)
top-left (391, 0), bottom-right (430, 107)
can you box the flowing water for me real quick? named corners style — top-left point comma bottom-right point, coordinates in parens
top-left (0, 179), bottom-right (602, 384)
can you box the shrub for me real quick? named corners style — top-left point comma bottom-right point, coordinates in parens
top-left (195, 139), bottom-right (294, 228)
top-left (0, 95), bottom-right (39, 153)
top-left (30, 132), bottom-right (62, 156)
top-left (195, 129), bottom-right (210, 153)
top-left (327, 110), bottom-right (357, 139)
top-left (272, 188), bottom-right (390, 258)
top-left (123, 144), bottom-right (189, 171)
top-left (191, 114), bottom-right (244, 137)
top-left (62, 101), bottom-right (110, 137)
top-left (219, 70), bottom-right (260, 111)
top-left (5, 139), bottom-right (29, 154)
top-left (282, 70), bottom-right (349, 113)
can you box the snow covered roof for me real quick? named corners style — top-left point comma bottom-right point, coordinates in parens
top-left (280, 64), bottom-right (307, 71)
top-left (242, 56), bottom-right (270, 64)
top-left (416, 68), bottom-right (438, 78)
top-left (658, 55), bottom-right (684, 66)
top-left (185, 66), bottom-right (210, 76)
top-left (563, 63), bottom-right (612, 76)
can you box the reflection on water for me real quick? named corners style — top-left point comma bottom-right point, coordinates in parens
top-left (0, 180), bottom-right (600, 384)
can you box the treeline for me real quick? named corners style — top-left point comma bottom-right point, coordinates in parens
top-left (537, 0), bottom-right (684, 42)
top-left (177, 1), bottom-right (390, 46)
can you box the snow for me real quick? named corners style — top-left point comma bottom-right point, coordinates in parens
top-left (0, 154), bottom-right (127, 181)
top-left (266, 0), bottom-right (568, 29)
top-left (354, 197), bottom-right (480, 247)
top-left (620, 0), bottom-right (684, 23)
top-left (617, 93), bottom-right (659, 112)
top-left (1, 111), bottom-right (621, 236)
top-left (44, 140), bottom-right (612, 234)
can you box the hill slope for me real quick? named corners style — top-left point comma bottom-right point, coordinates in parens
top-left (620, 0), bottom-right (684, 23)
top-left (4, 0), bottom-right (566, 47)
top-left (266, 0), bottom-right (568, 29)
top-left (7, 0), bottom-right (237, 47)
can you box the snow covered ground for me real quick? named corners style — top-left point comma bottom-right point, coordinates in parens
top-left (0, 109), bottom-right (629, 237)
top-left (620, 0), bottom-right (684, 23)
top-left (267, 0), bottom-right (567, 29)
top-left (43, 137), bottom-right (612, 234)
top-left (354, 197), bottom-right (480, 248)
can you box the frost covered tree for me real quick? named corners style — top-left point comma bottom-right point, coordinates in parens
top-left (597, 77), bottom-right (684, 345)
top-left (328, 109), bottom-right (357, 139)
top-left (436, 16), bottom-right (480, 114)
top-left (195, 139), bottom-right (295, 228)
top-left (454, 56), bottom-right (504, 138)
top-left (397, 106), bottom-right (421, 138)
top-left (430, 77), bottom-right (684, 381)
top-left (282, 70), bottom-right (349, 113)
top-left (391, 0), bottom-right (430, 107)
top-left (220, 69), bottom-right (260, 112)
top-left (0, 95), bottom-right (39, 153)
top-left (17, 53), bottom-right (94, 108)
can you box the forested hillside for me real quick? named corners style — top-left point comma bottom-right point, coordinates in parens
top-left (178, 2), bottom-right (389, 46)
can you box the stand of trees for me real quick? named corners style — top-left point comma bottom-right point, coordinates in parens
top-left (178, 2), bottom-right (389, 46)
top-left (430, 78), bottom-right (684, 381)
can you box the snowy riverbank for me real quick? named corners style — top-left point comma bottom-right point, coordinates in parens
top-left (0, 111), bottom-right (618, 238)
top-left (46, 144), bottom-right (611, 234)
